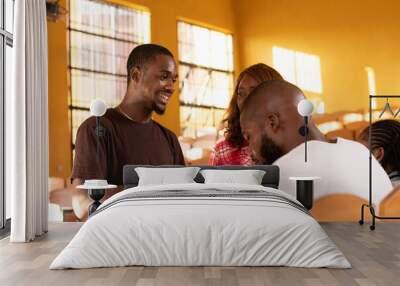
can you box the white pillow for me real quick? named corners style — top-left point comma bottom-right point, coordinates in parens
top-left (135, 167), bottom-right (201, 186)
top-left (200, 169), bottom-right (266, 185)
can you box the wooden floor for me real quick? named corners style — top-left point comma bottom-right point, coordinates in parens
top-left (1, 222), bottom-right (400, 286)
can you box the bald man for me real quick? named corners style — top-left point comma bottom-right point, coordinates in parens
top-left (240, 80), bottom-right (393, 211)
top-left (239, 80), bottom-right (325, 164)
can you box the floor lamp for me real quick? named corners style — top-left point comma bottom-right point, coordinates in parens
top-left (297, 99), bottom-right (314, 162)
top-left (77, 99), bottom-right (116, 215)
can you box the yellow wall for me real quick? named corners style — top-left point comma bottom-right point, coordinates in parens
top-left (49, 0), bottom-right (400, 179)
top-left (47, 0), bottom-right (238, 178)
top-left (234, 0), bottom-right (400, 112)
top-left (48, 0), bottom-right (70, 179)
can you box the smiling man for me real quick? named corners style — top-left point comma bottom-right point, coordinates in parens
top-left (71, 44), bottom-right (185, 220)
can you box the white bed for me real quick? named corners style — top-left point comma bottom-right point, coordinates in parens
top-left (50, 183), bottom-right (350, 269)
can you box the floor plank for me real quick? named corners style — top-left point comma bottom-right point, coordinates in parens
top-left (0, 222), bottom-right (399, 286)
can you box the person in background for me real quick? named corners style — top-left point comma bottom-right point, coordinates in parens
top-left (208, 63), bottom-right (284, 166)
top-left (358, 119), bottom-right (400, 187)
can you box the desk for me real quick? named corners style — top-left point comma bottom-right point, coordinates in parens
top-left (289, 176), bottom-right (320, 210)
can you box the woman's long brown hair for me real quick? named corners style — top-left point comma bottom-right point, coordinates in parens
top-left (224, 63), bottom-right (284, 148)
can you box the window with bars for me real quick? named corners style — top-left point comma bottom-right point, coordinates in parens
top-left (68, 0), bottom-right (150, 152)
top-left (272, 46), bottom-right (324, 114)
top-left (272, 46), bottom-right (323, 94)
top-left (1, 0), bottom-right (14, 232)
top-left (178, 21), bottom-right (234, 138)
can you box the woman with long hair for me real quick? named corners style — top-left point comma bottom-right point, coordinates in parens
top-left (209, 63), bottom-right (284, 165)
top-left (358, 119), bottom-right (400, 186)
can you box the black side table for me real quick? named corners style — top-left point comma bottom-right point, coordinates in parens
top-left (289, 177), bottom-right (320, 210)
top-left (77, 181), bottom-right (117, 216)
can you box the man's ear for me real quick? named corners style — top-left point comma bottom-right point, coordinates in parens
top-left (372, 147), bottom-right (385, 163)
top-left (130, 66), bottom-right (141, 83)
top-left (265, 113), bottom-right (280, 133)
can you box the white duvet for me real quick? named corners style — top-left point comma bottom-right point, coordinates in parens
top-left (50, 183), bottom-right (350, 269)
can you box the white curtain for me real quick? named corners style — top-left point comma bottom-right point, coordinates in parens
top-left (9, 0), bottom-right (49, 242)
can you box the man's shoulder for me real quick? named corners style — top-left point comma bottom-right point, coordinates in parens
top-left (152, 120), bottom-right (179, 141)
top-left (273, 143), bottom-right (304, 165)
top-left (336, 137), bottom-right (367, 149)
top-left (78, 108), bottom-right (117, 131)
top-left (329, 137), bottom-right (370, 159)
top-left (274, 138), bottom-right (369, 167)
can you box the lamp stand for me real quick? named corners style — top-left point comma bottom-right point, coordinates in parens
top-left (304, 116), bottom-right (308, 162)
top-left (88, 189), bottom-right (106, 216)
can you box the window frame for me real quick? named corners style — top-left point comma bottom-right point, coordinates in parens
top-left (0, 0), bottom-right (14, 235)
top-left (272, 46), bottom-right (323, 94)
top-left (177, 20), bottom-right (235, 138)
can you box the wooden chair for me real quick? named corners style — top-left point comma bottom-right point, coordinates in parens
top-left (343, 121), bottom-right (369, 140)
top-left (317, 121), bottom-right (343, 134)
top-left (344, 121), bottom-right (369, 132)
top-left (379, 185), bottom-right (400, 217)
top-left (48, 177), bottom-right (65, 192)
top-left (178, 136), bottom-right (195, 146)
top-left (336, 110), bottom-right (364, 125)
top-left (325, 128), bottom-right (354, 140)
top-left (311, 194), bottom-right (372, 222)
top-left (186, 148), bottom-right (212, 165)
top-left (48, 177), bottom-right (78, 222)
top-left (312, 113), bottom-right (338, 125)
top-left (178, 139), bottom-right (193, 157)
top-left (192, 133), bottom-right (217, 150)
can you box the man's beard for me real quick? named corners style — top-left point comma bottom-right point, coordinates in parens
top-left (152, 102), bottom-right (166, 115)
top-left (258, 133), bottom-right (284, 165)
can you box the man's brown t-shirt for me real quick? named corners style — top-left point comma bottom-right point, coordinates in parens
top-left (71, 108), bottom-right (185, 185)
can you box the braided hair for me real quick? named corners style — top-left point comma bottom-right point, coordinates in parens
top-left (358, 119), bottom-right (400, 173)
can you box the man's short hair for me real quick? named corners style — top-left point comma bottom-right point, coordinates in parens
top-left (126, 44), bottom-right (174, 82)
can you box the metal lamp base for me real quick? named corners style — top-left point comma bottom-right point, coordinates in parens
top-left (296, 180), bottom-right (314, 210)
top-left (88, 189), bottom-right (105, 216)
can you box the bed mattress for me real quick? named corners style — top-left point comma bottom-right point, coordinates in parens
top-left (50, 183), bottom-right (350, 269)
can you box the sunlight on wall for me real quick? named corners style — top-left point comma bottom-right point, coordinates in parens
top-left (311, 99), bottom-right (325, 114)
top-left (272, 46), bottom-right (323, 94)
top-left (365, 66), bottom-right (377, 109)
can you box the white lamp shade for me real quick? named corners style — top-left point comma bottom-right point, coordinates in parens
top-left (297, 99), bottom-right (314, 117)
top-left (90, 99), bottom-right (107, 117)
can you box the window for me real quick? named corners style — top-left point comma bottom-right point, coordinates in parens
top-left (1, 0), bottom-right (14, 233)
top-left (273, 46), bottom-right (324, 114)
top-left (69, 0), bottom-right (150, 152)
top-left (272, 46), bottom-right (323, 94)
top-left (178, 21), bottom-right (234, 138)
